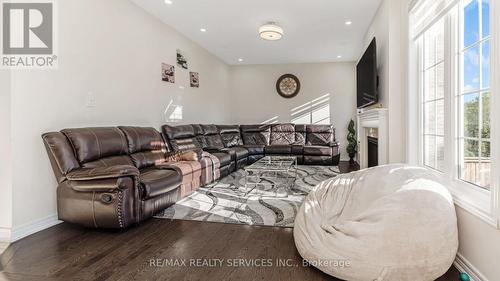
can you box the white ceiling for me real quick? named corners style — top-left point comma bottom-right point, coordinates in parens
top-left (131, 0), bottom-right (382, 65)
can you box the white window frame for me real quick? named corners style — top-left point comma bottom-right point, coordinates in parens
top-left (409, 0), bottom-right (499, 228)
top-left (420, 19), bottom-right (446, 172)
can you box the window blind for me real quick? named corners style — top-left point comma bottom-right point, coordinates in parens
top-left (410, 0), bottom-right (458, 39)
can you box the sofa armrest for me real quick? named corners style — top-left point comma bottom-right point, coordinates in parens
top-left (329, 141), bottom-right (340, 148)
top-left (67, 178), bottom-right (132, 192)
top-left (66, 165), bottom-right (140, 181)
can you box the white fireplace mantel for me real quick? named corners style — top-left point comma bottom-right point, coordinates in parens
top-left (357, 108), bottom-right (389, 169)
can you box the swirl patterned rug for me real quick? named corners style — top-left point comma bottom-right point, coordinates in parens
top-left (155, 166), bottom-right (340, 227)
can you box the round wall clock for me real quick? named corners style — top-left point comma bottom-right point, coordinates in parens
top-left (276, 74), bottom-right (300, 98)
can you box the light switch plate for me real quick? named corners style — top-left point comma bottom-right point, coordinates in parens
top-left (85, 92), bottom-right (96, 107)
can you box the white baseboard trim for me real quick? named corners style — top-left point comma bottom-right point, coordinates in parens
top-left (0, 227), bottom-right (11, 243)
top-left (454, 252), bottom-right (489, 281)
top-left (10, 214), bottom-right (62, 242)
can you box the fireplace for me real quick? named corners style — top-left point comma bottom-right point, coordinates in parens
top-left (357, 108), bottom-right (388, 169)
top-left (367, 136), bottom-right (378, 168)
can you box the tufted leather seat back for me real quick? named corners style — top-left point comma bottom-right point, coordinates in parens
top-left (240, 125), bottom-right (270, 145)
top-left (294, 124), bottom-right (307, 145)
top-left (217, 125), bottom-right (243, 148)
top-left (119, 126), bottom-right (168, 169)
top-left (42, 132), bottom-right (81, 183)
top-left (306, 125), bottom-right (335, 146)
top-left (270, 124), bottom-right (296, 145)
top-left (61, 127), bottom-right (133, 169)
top-left (162, 125), bottom-right (202, 152)
top-left (191, 124), bottom-right (206, 148)
top-left (200, 124), bottom-right (224, 149)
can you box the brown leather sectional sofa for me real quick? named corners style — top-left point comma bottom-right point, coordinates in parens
top-left (42, 123), bottom-right (339, 229)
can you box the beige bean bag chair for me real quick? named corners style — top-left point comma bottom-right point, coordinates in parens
top-left (294, 164), bottom-right (458, 281)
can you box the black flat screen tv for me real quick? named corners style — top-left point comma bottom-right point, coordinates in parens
top-left (356, 38), bottom-right (378, 108)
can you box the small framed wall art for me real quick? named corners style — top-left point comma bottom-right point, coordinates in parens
top-left (161, 63), bottom-right (175, 83)
top-left (176, 49), bottom-right (188, 69)
top-left (190, 72), bottom-right (199, 88)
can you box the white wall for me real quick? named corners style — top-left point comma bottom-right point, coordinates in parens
top-left (456, 207), bottom-right (500, 280)
top-left (9, 0), bottom-right (232, 230)
top-left (229, 63), bottom-right (357, 160)
top-left (0, 69), bottom-right (12, 242)
top-left (363, 0), bottom-right (407, 164)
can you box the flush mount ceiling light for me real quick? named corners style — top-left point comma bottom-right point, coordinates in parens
top-left (259, 23), bottom-right (283, 41)
top-left (164, 0), bottom-right (173, 4)
top-left (345, 21), bottom-right (352, 25)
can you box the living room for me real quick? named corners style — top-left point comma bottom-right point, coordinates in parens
top-left (0, 0), bottom-right (499, 280)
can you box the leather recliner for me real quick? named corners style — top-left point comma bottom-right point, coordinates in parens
top-left (42, 126), bottom-right (218, 229)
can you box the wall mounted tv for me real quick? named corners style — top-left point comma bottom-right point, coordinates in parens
top-left (356, 38), bottom-right (379, 109)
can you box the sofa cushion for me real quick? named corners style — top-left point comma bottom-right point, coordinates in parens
top-left (218, 125), bottom-right (244, 148)
top-left (140, 168), bottom-right (181, 199)
top-left (243, 145), bottom-right (265, 155)
top-left (265, 145), bottom-right (292, 154)
top-left (119, 127), bottom-right (168, 169)
top-left (173, 138), bottom-right (202, 152)
top-left (62, 127), bottom-right (128, 164)
top-left (221, 147), bottom-right (249, 160)
top-left (306, 125), bottom-right (334, 146)
top-left (192, 124), bottom-right (206, 148)
top-left (294, 124), bottom-right (307, 145)
top-left (303, 146), bottom-right (333, 156)
top-left (163, 124), bottom-right (195, 139)
top-left (42, 132), bottom-right (81, 183)
top-left (240, 125), bottom-right (271, 145)
top-left (210, 152), bottom-right (232, 166)
top-left (162, 125), bottom-right (201, 152)
top-left (270, 124), bottom-right (296, 145)
top-left (201, 124), bottom-right (224, 149)
top-left (304, 155), bottom-right (333, 165)
top-left (119, 127), bottom-right (165, 154)
top-left (201, 124), bottom-right (218, 135)
top-left (291, 144), bottom-right (304, 155)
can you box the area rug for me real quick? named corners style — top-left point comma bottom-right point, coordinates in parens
top-left (155, 166), bottom-right (340, 227)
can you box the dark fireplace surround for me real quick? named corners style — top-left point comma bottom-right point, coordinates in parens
top-left (367, 136), bottom-right (378, 168)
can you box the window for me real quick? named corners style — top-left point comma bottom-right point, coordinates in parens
top-left (290, 94), bottom-right (331, 125)
top-left (410, 0), bottom-right (497, 224)
top-left (458, 0), bottom-right (491, 189)
top-left (422, 19), bottom-right (445, 171)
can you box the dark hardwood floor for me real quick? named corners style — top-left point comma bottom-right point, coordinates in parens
top-left (338, 161), bottom-right (360, 173)
top-left (0, 162), bottom-right (460, 280)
